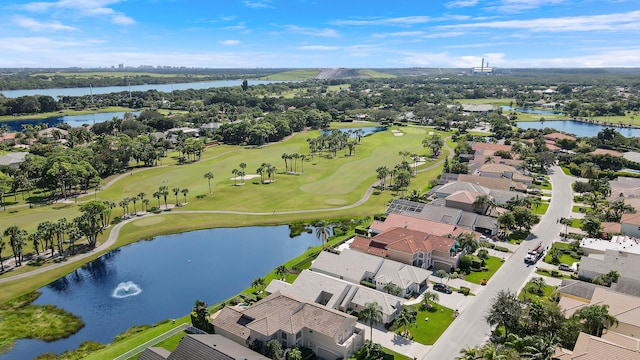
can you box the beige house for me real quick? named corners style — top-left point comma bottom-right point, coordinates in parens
top-left (554, 331), bottom-right (640, 359)
top-left (212, 291), bottom-right (363, 360)
top-left (478, 163), bottom-right (532, 186)
top-left (445, 190), bottom-right (486, 213)
top-left (139, 334), bottom-right (269, 360)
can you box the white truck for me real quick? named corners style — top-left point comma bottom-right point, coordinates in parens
top-left (525, 242), bottom-right (544, 264)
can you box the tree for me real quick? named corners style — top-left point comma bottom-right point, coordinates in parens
top-left (153, 191), bottom-right (161, 209)
top-left (436, 269), bottom-right (449, 283)
top-left (383, 281), bottom-right (403, 297)
top-left (394, 169), bottom-right (411, 198)
top-left (528, 277), bottom-right (547, 296)
top-left (560, 217), bottom-right (572, 238)
top-left (275, 265), bottom-right (287, 280)
top-left (4, 225), bottom-right (26, 266)
top-left (359, 301), bottom-right (383, 342)
top-left (239, 162), bottom-right (247, 184)
top-left (76, 200), bottom-right (108, 247)
top-left (190, 300), bottom-right (212, 333)
top-left (581, 215), bottom-right (602, 238)
top-left (252, 277), bottom-right (266, 293)
top-left (575, 304), bottom-right (618, 337)
top-left (521, 335), bottom-right (558, 360)
top-left (173, 187), bottom-right (180, 205)
top-left (0, 238), bottom-right (5, 272)
top-left (498, 212), bottom-right (516, 236)
top-left (159, 185), bottom-right (169, 208)
top-left (265, 339), bottom-right (284, 360)
top-left (477, 249), bottom-right (489, 262)
top-left (472, 195), bottom-right (490, 214)
top-left (421, 291), bottom-right (439, 309)
top-left (423, 133), bottom-right (444, 158)
top-left (395, 308), bottom-right (417, 337)
top-left (0, 171), bottom-right (12, 211)
top-left (204, 171), bottom-right (214, 194)
top-left (457, 233), bottom-right (478, 254)
top-left (181, 188), bottom-right (189, 204)
top-left (376, 166), bottom-right (389, 190)
top-left (288, 347), bottom-right (302, 360)
top-left (486, 290), bottom-right (524, 339)
top-left (315, 221), bottom-right (331, 250)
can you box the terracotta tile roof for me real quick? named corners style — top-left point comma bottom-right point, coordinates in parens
top-left (602, 221), bottom-right (623, 234)
top-left (371, 213), bottom-right (458, 237)
top-left (350, 236), bottom-right (388, 257)
top-left (471, 142), bottom-right (512, 152)
top-left (0, 132), bottom-right (17, 141)
top-left (593, 148), bottom-right (623, 157)
top-left (545, 132), bottom-right (576, 141)
top-left (445, 190), bottom-right (483, 205)
top-left (622, 213), bottom-right (640, 226)
top-left (429, 235), bottom-right (456, 252)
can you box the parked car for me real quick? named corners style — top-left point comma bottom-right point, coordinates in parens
top-left (558, 263), bottom-right (572, 271)
top-left (433, 283), bottom-right (453, 294)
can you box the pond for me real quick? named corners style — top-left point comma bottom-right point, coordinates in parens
top-left (322, 127), bottom-right (387, 137)
top-left (2, 111), bottom-right (141, 132)
top-left (1, 225), bottom-right (319, 360)
top-left (515, 120), bottom-right (640, 138)
top-left (0, 80), bottom-right (284, 99)
top-left (501, 106), bottom-right (563, 115)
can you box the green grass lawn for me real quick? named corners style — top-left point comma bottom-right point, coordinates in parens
top-left (572, 205), bottom-right (589, 213)
top-left (0, 106), bottom-right (136, 121)
top-left (540, 182), bottom-right (552, 191)
top-left (464, 256), bottom-right (504, 284)
top-left (532, 202), bottom-right (550, 215)
top-left (519, 280), bottom-right (556, 301)
top-left (570, 218), bottom-right (581, 228)
top-left (561, 166), bottom-right (573, 176)
top-left (543, 242), bottom-right (581, 265)
top-left (261, 69), bottom-right (320, 80)
top-left (405, 304), bottom-right (455, 345)
top-left (453, 98), bottom-right (514, 106)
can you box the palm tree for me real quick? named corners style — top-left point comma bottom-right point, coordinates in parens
top-left (159, 185), bottom-right (169, 208)
top-left (421, 291), bottom-right (439, 310)
top-left (4, 225), bottom-right (26, 266)
top-left (457, 345), bottom-right (482, 360)
top-left (299, 155), bottom-right (305, 174)
top-left (436, 269), bottom-right (448, 283)
top-left (575, 304), bottom-right (618, 337)
top-left (142, 198), bottom-right (150, 212)
top-left (181, 188), bottom-right (189, 204)
top-left (173, 187), bottom-right (180, 205)
top-left (472, 195), bottom-right (490, 214)
top-left (0, 238), bottom-right (5, 272)
top-left (204, 172), bottom-right (214, 194)
top-left (281, 153), bottom-right (289, 172)
top-left (376, 166), bottom-right (389, 190)
top-left (521, 335), bottom-right (558, 360)
top-left (529, 277), bottom-right (546, 296)
top-left (275, 265), bottom-right (287, 280)
top-left (28, 231), bottom-right (40, 256)
top-left (56, 218), bottom-right (68, 255)
top-left (395, 308), bottom-right (417, 337)
top-left (232, 168), bottom-right (239, 186)
top-left (581, 215), bottom-right (602, 238)
top-left (67, 224), bottom-right (82, 254)
top-left (153, 191), bottom-right (161, 209)
top-left (359, 301), bottom-right (383, 342)
top-left (560, 217), bottom-right (572, 238)
top-left (315, 221), bottom-right (331, 250)
top-left (457, 233), bottom-right (478, 254)
top-left (251, 277), bottom-right (266, 293)
top-left (257, 163), bottom-right (266, 184)
top-left (288, 347), bottom-right (302, 360)
top-left (239, 162), bottom-right (247, 184)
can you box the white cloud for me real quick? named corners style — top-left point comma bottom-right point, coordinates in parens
top-left (445, 0), bottom-right (479, 8)
top-left (298, 45), bottom-right (341, 51)
top-left (14, 16), bottom-right (76, 31)
top-left (221, 22), bottom-right (247, 31)
top-left (330, 16), bottom-right (431, 26)
top-left (486, 0), bottom-right (568, 13)
top-left (243, 0), bottom-right (273, 9)
top-left (220, 40), bottom-right (240, 45)
top-left (283, 25), bottom-right (340, 37)
top-left (437, 10), bottom-right (640, 32)
top-left (22, 0), bottom-right (135, 25)
top-left (372, 31), bottom-right (426, 38)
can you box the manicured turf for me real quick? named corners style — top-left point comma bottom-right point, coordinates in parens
top-left (572, 205), bottom-right (588, 213)
top-left (0, 106), bottom-right (135, 121)
top-left (261, 69), bottom-right (321, 80)
top-left (543, 242), bottom-right (580, 265)
top-left (407, 304), bottom-right (455, 345)
top-left (453, 98), bottom-right (514, 106)
top-left (532, 202), bottom-right (550, 215)
top-left (464, 256), bottom-right (504, 284)
top-left (519, 281), bottom-right (556, 301)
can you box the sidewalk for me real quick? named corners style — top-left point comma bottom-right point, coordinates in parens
top-left (357, 322), bottom-right (432, 359)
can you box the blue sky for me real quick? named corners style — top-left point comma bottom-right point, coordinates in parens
top-left (0, 0), bottom-right (638, 68)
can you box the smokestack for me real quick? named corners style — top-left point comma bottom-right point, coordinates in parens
top-left (481, 58), bottom-right (484, 72)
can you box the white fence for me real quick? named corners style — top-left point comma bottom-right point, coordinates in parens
top-left (113, 322), bottom-right (189, 360)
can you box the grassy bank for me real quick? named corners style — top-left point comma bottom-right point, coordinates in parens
top-left (0, 107), bottom-right (137, 121)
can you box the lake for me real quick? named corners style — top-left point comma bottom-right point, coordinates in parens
top-left (322, 127), bottom-right (387, 136)
top-left (0, 80), bottom-right (283, 99)
top-left (1, 225), bottom-right (319, 360)
top-left (516, 120), bottom-right (640, 138)
top-left (3, 112), bottom-right (141, 132)
top-left (501, 106), bottom-right (563, 115)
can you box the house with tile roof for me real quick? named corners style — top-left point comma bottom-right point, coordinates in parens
top-left (0, 151), bottom-right (28, 169)
top-left (544, 132), bottom-right (576, 142)
top-left (479, 163), bottom-right (533, 186)
top-left (349, 227), bottom-right (459, 271)
top-left (212, 291), bottom-right (363, 360)
top-left (139, 334), bottom-right (269, 360)
top-left (312, 248), bottom-right (431, 297)
top-left (445, 190), bottom-right (486, 213)
top-left (578, 250), bottom-right (640, 293)
top-left (622, 213), bottom-right (640, 238)
top-left (554, 331), bottom-right (640, 360)
top-left (266, 270), bottom-right (406, 323)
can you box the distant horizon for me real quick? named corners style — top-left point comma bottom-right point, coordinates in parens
top-left (2, 66), bottom-right (640, 71)
top-left (1, 0), bottom-right (638, 68)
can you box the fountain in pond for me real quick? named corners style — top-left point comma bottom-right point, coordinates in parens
top-left (112, 281), bottom-right (142, 299)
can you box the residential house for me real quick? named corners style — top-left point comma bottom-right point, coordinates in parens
top-left (622, 213), bottom-right (640, 238)
top-left (312, 248), bottom-right (431, 297)
top-left (212, 291), bottom-right (363, 360)
top-left (139, 334), bottom-right (269, 360)
top-left (470, 142), bottom-right (512, 156)
top-left (265, 270), bottom-right (406, 323)
top-left (457, 174), bottom-right (525, 192)
top-left (370, 212), bottom-right (461, 237)
top-left (349, 227), bottom-right (459, 271)
top-left (478, 163), bottom-right (533, 186)
top-left (593, 148), bottom-right (623, 157)
top-left (0, 132), bottom-right (17, 145)
top-left (37, 127), bottom-right (69, 141)
top-left (554, 332), bottom-right (640, 360)
top-left (430, 181), bottom-right (490, 199)
top-left (544, 132), bottom-right (576, 142)
top-left (444, 190), bottom-right (486, 213)
top-left (577, 250), bottom-right (640, 295)
top-left (580, 236), bottom-right (640, 256)
top-left (0, 151), bottom-right (28, 169)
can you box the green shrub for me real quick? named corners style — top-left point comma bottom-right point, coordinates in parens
top-left (360, 280), bottom-right (376, 289)
top-left (569, 251), bottom-right (579, 259)
top-left (354, 226), bottom-right (368, 235)
top-left (551, 270), bottom-right (561, 277)
top-left (459, 255), bottom-right (473, 270)
top-left (459, 286), bottom-right (470, 296)
top-left (480, 241), bottom-right (495, 249)
top-left (494, 246), bottom-right (509, 252)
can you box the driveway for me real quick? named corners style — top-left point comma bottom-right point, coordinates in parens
top-left (423, 165), bottom-right (575, 360)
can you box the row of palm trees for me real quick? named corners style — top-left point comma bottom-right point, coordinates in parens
top-left (281, 153), bottom-right (306, 174)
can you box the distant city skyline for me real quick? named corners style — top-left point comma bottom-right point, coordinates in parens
top-left (0, 0), bottom-right (638, 69)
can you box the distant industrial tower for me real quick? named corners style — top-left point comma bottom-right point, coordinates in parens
top-left (472, 58), bottom-right (494, 75)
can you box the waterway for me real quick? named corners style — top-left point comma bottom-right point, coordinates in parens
top-left (501, 106), bottom-right (563, 115)
top-left (515, 120), bottom-right (640, 138)
top-left (322, 126), bottom-right (387, 136)
top-left (1, 225), bottom-right (319, 360)
top-left (0, 80), bottom-right (282, 99)
top-left (3, 111), bottom-right (141, 132)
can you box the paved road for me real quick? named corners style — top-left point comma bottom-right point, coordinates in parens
top-left (0, 138), bottom-right (455, 284)
top-left (423, 165), bottom-right (575, 360)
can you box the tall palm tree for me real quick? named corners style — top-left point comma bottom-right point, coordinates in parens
top-left (359, 301), bottom-right (383, 342)
top-left (376, 166), bottom-right (389, 190)
top-left (575, 304), bottom-right (619, 337)
top-left (4, 225), bottom-right (26, 266)
top-left (181, 188), bottom-right (189, 204)
top-left (28, 231), bottom-right (40, 256)
top-left (239, 162), bottom-right (247, 184)
top-left (142, 198), bottom-right (150, 212)
top-left (281, 153), bottom-right (289, 172)
top-left (299, 155), bottom-right (305, 174)
top-left (204, 172), bottom-right (214, 194)
top-left (232, 168), bottom-right (239, 186)
top-left (522, 335), bottom-right (558, 360)
top-left (159, 185), bottom-right (169, 208)
top-left (153, 191), bottom-right (161, 209)
top-left (457, 233), bottom-right (478, 254)
top-left (173, 187), bottom-right (180, 205)
top-left (421, 291), bottom-right (439, 309)
top-left (473, 195), bottom-right (490, 214)
top-left (0, 238), bottom-right (5, 272)
top-left (395, 308), bottom-right (417, 337)
top-left (275, 265), bottom-right (287, 280)
top-left (315, 221), bottom-right (331, 250)
top-left (251, 277), bottom-right (266, 293)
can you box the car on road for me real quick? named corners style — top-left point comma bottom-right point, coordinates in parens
top-left (558, 263), bottom-right (572, 271)
top-left (433, 283), bottom-right (453, 294)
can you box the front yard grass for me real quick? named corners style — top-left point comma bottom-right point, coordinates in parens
top-left (464, 256), bottom-right (504, 284)
top-left (403, 304), bottom-right (455, 345)
top-left (532, 202), bottom-right (550, 215)
top-left (543, 242), bottom-right (581, 266)
top-left (572, 205), bottom-right (588, 213)
top-left (518, 279), bottom-right (556, 302)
